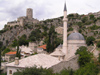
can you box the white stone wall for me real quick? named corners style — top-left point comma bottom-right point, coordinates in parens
top-left (66, 40), bottom-right (86, 59)
top-left (29, 42), bottom-right (37, 51)
top-left (7, 67), bottom-right (20, 75)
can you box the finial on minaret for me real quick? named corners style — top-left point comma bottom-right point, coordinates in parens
top-left (64, 2), bottom-right (67, 11)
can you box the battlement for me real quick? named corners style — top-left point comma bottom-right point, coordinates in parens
top-left (7, 8), bottom-right (39, 27)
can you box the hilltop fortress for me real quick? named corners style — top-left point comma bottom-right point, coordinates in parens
top-left (7, 8), bottom-right (39, 26)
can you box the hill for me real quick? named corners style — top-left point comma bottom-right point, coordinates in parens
top-left (0, 11), bottom-right (100, 47)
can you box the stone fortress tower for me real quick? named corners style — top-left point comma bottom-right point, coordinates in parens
top-left (27, 8), bottom-right (33, 19)
top-left (7, 8), bottom-right (39, 27)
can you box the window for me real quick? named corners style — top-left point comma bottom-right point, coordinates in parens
top-left (9, 70), bottom-right (12, 74)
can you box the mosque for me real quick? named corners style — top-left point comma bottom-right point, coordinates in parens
top-left (6, 3), bottom-right (86, 75)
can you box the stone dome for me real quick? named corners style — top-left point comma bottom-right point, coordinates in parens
top-left (67, 32), bottom-right (85, 40)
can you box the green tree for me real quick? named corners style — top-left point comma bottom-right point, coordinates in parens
top-left (97, 42), bottom-right (100, 48)
top-left (86, 36), bottom-right (95, 46)
top-left (12, 39), bottom-right (18, 47)
top-left (57, 69), bottom-right (74, 75)
top-left (89, 15), bottom-right (95, 20)
top-left (0, 41), bottom-right (3, 73)
top-left (16, 45), bottom-right (21, 59)
top-left (68, 14), bottom-right (74, 18)
top-left (90, 25), bottom-right (100, 30)
top-left (29, 29), bottom-right (42, 42)
top-left (3, 48), bottom-right (11, 56)
top-left (75, 46), bottom-right (92, 67)
top-left (98, 53), bottom-right (100, 63)
top-left (78, 29), bottom-right (82, 33)
top-left (13, 67), bottom-right (53, 75)
top-left (68, 27), bottom-right (73, 32)
top-left (18, 34), bottom-right (28, 46)
top-left (77, 22), bottom-right (83, 28)
top-left (46, 25), bottom-right (62, 53)
top-left (82, 17), bottom-right (88, 23)
top-left (74, 63), bottom-right (99, 75)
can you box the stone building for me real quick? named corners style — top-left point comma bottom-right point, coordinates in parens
top-left (5, 51), bottom-right (16, 62)
top-left (7, 8), bottom-right (39, 26)
top-left (6, 3), bottom-right (86, 75)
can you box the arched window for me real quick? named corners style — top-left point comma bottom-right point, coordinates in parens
top-left (9, 70), bottom-right (12, 74)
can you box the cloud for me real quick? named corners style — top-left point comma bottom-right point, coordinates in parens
top-left (0, 0), bottom-right (100, 30)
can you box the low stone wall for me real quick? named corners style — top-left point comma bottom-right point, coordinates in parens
top-left (50, 55), bottom-right (79, 73)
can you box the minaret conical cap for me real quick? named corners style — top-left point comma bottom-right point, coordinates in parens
top-left (64, 2), bottom-right (67, 11)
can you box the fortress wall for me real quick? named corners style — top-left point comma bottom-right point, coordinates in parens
top-left (7, 8), bottom-right (39, 27)
top-left (7, 22), bottom-right (20, 26)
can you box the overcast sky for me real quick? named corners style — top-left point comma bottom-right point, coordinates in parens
top-left (0, 0), bottom-right (100, 30)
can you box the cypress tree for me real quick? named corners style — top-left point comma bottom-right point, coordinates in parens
top-left (16, 45), bottom-right (19, 57)
top-left (46, 25), bottom-right (58, 53)
top-left (16, 44), bottom-right (21, 59)
top-left (0, 41), bottom-right (3, 73)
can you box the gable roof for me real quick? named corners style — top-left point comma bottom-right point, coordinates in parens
top-left (6, 54), bottom-right (61, 68)
top-left (6, 51), bottom-right (16, 55)
top-left (38, 44), bottom-right (46, 49)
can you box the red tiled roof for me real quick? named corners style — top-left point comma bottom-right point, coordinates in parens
top-left (6, 51), bottom-right (16, 55)
top-left (38, 44), bottom-right (46, 49)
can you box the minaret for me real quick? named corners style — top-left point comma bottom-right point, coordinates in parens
top-left (62, 3), bottom-right (68, 54)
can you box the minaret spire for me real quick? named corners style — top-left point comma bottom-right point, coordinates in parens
top-left (64, 2), bottom-right (67, 11)
top-left (62, 2), bottom-right (68, 55)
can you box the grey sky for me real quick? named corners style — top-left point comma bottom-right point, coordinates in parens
top-left (0, 0), bottom-right (100, 30)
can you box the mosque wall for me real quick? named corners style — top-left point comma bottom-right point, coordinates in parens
top-left (67, 40), bottom-right (86, 59)
top-left (50, 55), bottom-right (79, 73)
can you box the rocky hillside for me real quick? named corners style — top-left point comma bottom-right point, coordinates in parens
top-left (0, 11), bottom-right (100, 46)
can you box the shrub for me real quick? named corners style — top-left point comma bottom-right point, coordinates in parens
top-left (90, 25), bottom-right (100, 30)
top-left (74, 63), bottom-right (99, 75)
top-left (76, 46), bottom-right (92, 67)
top-left (13, 67), bottom-right (53, 75)
top-left (86, 36), bottom-right (95, 46)
top-left (82, 17), bottom-right (88, 23)
top-left (97, 42), bottom-right (100, 48)
top-left (68, 27), bottom-right (73, 32)
top-left (3, 48), bottom-right (11, 55)
top-left (78, 29), bottom-right (82, 33)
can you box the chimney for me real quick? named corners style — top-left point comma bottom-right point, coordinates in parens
top-left (15, 57), bottom-right (19, 65)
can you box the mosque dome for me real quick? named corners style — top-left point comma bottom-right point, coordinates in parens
top-left (67, 32), bottom-right (85, 40)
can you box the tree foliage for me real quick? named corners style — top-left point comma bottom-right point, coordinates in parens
top-left (89, 15), bottom-right (95, 20)
top-left (12, 39), bottom-right (18, 47)
top-left (82, 17), bottom-right (88, 23)
top-left (97, 42), bottom-right (100, 48)
top-left (86, 36), bottom-right (95, 46)
top-left (2, 48), bottom-right (11, 56)
top-left (13, 67), bottom-right (53, 75)
top-left (18, 34), bottom-right (28, 46)
top-left (68, 27), bottom-right (73, 32)
top-left (98, 53), bottom-right (100, 63)
top-left (75, 46), bottom-right (92, 67)
top-left (29, 29), bottom-right (42, 42)
top-left (90, 25), bottom-right (100, 30)
top-left (16, 45), bottom-right (21, 59)
top-left (46, 25), bottom-right (62, 53)
top-left (74, 63), bottom-right (99, 75)
top-left (0, 41), bottom-right (3, 73)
